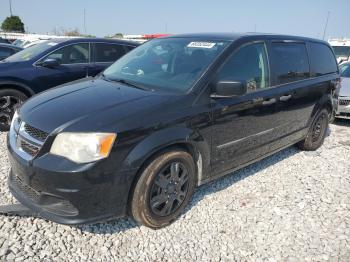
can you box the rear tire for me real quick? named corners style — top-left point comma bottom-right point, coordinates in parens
top-left (131, 149), bottom-right (196, 229)
top-left (0, 89), bottom-right (28, 131)
top-left (297, 108), bottom-right (329, 151)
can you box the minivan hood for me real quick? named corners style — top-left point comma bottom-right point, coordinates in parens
top-left (20, 78), bottom-right (171, 133)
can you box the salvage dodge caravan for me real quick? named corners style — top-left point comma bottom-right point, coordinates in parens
top-left (7, 33), bottom-right (340, 228)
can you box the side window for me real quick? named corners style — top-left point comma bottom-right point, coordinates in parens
top-left (217, 42), bottom-right (270, 92)
top-left (45, 43), bottom-right (89, 64)
top-left (309, 42), bottom-right (338, 77)
top-left (94, 43), bottom-right (126, 63)
top-left (271, 42), bottom-right (309, 85)
top-left (0, 47), bottom-right (12, 58)
top-left (125, 45), bottom-right (136, 52)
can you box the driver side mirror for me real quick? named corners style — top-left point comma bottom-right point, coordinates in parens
top-left (39, 58), bottom-right (61, 68)
top-left (211, 80), bottom-right (247, 98)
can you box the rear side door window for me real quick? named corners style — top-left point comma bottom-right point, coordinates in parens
top-left (93, 43), bottom-right (127, 63)
top-left (44, 43), bottom-right (90, 64)
top-left (270, 42), bottom-right (310, 85)
top-left (309, 42), bottom-right (338, 77)
top-left (0, 47), bottom-right (13, 59)
top-left (217, 42), bottom-right (270, 92)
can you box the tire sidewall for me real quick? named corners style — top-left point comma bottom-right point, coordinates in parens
top-left (131, 150), bottom-right (196, 229)
top-left (305, 109), bottom-right (329, 150)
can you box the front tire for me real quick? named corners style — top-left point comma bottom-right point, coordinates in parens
top-left (297, 108), bottom-right (329, 151)
top-left (131, 149), bottom-right (196, 229)
top-left (0, 89), bottom-right (28, 131)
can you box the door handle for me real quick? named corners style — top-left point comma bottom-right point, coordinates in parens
top-left (262, 98), bottom-right (276, 105)
top-left (279, 94), bottom-right (292, 102)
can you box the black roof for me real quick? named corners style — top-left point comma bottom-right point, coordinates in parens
top-left (42, 37), bottom-right (140, 46)
top-left (163, 32), bottom-right (328, 44)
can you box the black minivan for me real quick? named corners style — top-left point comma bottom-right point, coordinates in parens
top-left (7, 33), bottom-right (340, 228)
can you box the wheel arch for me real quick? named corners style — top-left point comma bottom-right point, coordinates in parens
top-left (124, 127), bottom-right (210, 213)
top-left (309, 93), bottom-right (333, 126)
top-left (0, 81), bottom-right (35, 97)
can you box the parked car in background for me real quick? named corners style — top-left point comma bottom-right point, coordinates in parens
top-left (329, 39), bottom-right (350, 65)
top-left (336, 62), bottom-right (350, 119)
top-left (0, 38), bottom-right (139, 131)
top-left (0, 37), bottom-right (11, 44)
top-left (7, 33), bottom-right (339, 228)
top-left (0, 44), bottom-right (23, 61)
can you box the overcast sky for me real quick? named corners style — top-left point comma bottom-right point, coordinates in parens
top-left (0, 0), bottom-right (349, 39)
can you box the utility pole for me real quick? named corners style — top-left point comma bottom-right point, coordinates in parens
top-left (9, 0), bottom-right (13, 16)
top-left (322, 11), bottom-right (330, 40)
top-left (83, 8), bottom-right (87, 34)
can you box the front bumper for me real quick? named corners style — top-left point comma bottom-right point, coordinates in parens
top-left (336, 97), bottom-right (350, 119)
top-left (7, 135), bottom-right (137, 225)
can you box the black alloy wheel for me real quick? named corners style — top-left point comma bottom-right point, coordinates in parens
top-left (0, 95), bottom-right (23, 130)
top-left (149, 162), bottom-right (189, 217)
top-left (131, 149), bottom-right (195, 229)
top-left (297, 108), bottom-right (329, 151)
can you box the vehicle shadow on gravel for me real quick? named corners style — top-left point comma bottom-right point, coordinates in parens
top-left (78, 146), bottom-right (300, 234)
top-left (187, 146), bottom-right (300, 211)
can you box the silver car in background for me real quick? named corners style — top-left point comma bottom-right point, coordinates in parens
top-left (336, 62), bottom-right (350, 119)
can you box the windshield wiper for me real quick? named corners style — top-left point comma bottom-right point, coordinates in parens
top-left (102, 75), bottom-right (149, 91)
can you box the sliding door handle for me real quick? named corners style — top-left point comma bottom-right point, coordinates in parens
top-left (280, 94), bottom-right (292, 102)
top-left (262, 98), bottom-right (276, 105)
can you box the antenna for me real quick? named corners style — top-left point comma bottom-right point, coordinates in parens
top-left (322, 11), bottom-right (330, 40)
top-left (9, 0), bottom-right (13, 16)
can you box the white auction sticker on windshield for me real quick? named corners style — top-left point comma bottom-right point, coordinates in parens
top-left (187, 42), bottom-right (216, 48)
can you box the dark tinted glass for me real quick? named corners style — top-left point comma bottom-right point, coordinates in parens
top-left (217, 42), bottom-right (270, 92)
top-left (309, 42), bottom-right (338, 76)
top-left (271, 42), bottom-right (309, 85)
top-left (94, 43), bottom-right (126, 62)
top-left (340, 63), bottom-right (350, 77)
top-left (0, 47), bottom-right (12, 58)
top-left (46, 43), bottom-right (89, 64)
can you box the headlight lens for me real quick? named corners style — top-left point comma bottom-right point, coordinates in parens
top-left (50, 133), bottom-right (117, 163)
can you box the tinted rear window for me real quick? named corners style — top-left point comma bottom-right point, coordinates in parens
top-left (271, 42), bottom-right (310, 85)
top-left (309, 42), bottom-right (338, 77)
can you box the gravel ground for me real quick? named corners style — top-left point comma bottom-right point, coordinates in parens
top-left (0, 121), bottom-right (350, 261)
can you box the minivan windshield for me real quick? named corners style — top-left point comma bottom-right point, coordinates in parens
top-left (4, 41), bottom-right (58, 62)
top-left (103, 38), bottom-right (229, 93)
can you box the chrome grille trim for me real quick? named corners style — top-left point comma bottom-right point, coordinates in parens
top-left (10, 119), bottom-right (48, 161)
top-left (339, 99), bottom-right (350, 106)
top-left (24, 124), bottom-right (49, 142)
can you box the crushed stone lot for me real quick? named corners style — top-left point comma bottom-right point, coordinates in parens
top-left (0, 121), bottom-right (350, 261)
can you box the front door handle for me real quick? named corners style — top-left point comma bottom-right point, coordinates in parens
top-left (280, 94), bottom-right (292, 102)
top-left (262, 98), bottom-right (276, 105)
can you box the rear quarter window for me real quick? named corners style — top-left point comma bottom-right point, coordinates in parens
top-left (309, 42), bottom-right (338, 77)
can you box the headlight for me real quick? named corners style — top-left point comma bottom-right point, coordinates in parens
top-left (50, 133), bottom-right (117, 164)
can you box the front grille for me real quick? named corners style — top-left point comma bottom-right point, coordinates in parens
top-left (24, 124), bottom-right (49, 142)
top-left (20, 139), bottom-right (40, 156)
top-left (11, 174), bottom-right (40, 202)
top-left (339, 99), bottom-right (350, 106)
